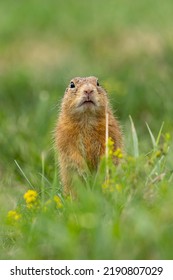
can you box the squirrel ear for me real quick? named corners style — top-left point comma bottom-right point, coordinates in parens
top-left (97, 80), bottom-right (100, 86)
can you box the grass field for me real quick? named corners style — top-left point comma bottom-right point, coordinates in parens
top-left (0, 0), bottom-right (173, 259)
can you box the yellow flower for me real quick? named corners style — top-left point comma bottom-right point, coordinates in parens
top-left (106, 139), bottom-right (123, 159)
top-left (114, 148), bottom-right (123, 159)
top-left (107, 137), bottom-right (114, 148)
top-left (26, 203), bottom-right (38, 209)
top-left (7, 210), bottom-right (21, 221)
top-left (106, 137), bottom-right (115, 157)
top-left (54, 195), bottom-right (63, 209)
top-left (24, 190), bottom-right (38, 204)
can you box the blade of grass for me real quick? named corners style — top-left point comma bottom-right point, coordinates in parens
top-left (156, 122), bottom-right (164, 146)
top-left (51, 152), bottom-right (61, 197)
top-left (129, 115), bottom-right (139, 158)
top-left (38, 173), bottom-right (51, 187)
top-left (14, 160), bottom-right (34, 189)
top-left (146, 122), bottom-right (156, 149)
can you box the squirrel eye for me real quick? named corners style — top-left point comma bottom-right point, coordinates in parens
top-left (97, 80), bottom-right (100, 86)
top-left (70, 81), bottom-right (75, 88)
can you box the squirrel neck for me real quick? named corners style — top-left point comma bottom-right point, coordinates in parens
top-left (59, 109), bottom-right (107, 130)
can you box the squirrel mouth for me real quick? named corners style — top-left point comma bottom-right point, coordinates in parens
top-left (78, 99), bottom-right (96, 107)
top-left (83, 100), bottom-right (95, 105)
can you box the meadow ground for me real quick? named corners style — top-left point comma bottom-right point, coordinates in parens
top-left (0, 0), bottom-right (173, 259)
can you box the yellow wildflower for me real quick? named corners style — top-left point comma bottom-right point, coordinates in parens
top-left (24, 190), bottom-right (38, 204)
top-left (106, 138), bottom-right (123, 159)
top-left (7, 210), bottom-right (21, 221)
top-left (26, 203), bottom-right (37, 209)
top-left (54, 195), bottom-right (63, 209)
top-left (114, 148), bottom-right (123, 159)
top-left (106, 137), bottom-right (115, 157)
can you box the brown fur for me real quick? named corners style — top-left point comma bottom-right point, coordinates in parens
top-left (55, 76), bottom-right (122, 196)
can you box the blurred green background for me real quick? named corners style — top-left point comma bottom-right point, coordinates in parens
top-left (0, 0), bottom-right (173, 256)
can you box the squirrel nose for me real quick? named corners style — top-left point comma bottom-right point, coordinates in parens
top-left (83, 89), bottom-right (94, 96)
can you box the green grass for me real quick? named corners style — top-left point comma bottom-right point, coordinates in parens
top-left (0, 0), bottom-right (173, 260)
top-left (1, 126), bottom-right (173, 259)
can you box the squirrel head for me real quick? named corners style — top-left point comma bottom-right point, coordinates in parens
top-left (61, 76), bottom-right (108, 117)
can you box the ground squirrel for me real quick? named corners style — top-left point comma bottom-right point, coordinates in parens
top-left (55, 76), bottom-right (122, 196)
